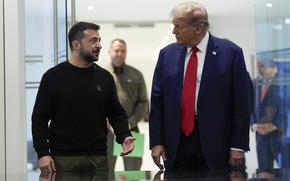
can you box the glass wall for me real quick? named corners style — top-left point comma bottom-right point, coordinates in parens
top-left (25, 0), bottom-right (68, 172)
top-left (253, 0), bottom-right (290, 176)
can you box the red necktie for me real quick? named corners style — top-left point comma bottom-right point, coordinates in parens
top-left (181, 47), bottom-right (198, 136)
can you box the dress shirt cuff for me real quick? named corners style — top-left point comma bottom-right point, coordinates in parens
top-left (230, 147), bottom-right (245, 152)
top-left (251, 123), bottom-right (257, 131)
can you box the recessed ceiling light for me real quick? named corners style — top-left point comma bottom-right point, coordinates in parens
top-left (266, 3), bottom-right (272, 8)
top-left (88, 5), bottom-right (94, 10)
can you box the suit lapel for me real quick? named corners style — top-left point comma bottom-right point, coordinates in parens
top-left (197, 34), bottom-right (219, 109)
top-left (176, 45), bottom-right (187, 113)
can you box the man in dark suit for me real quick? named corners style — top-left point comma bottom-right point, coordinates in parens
top-left (251, 59), bottom-right (287, 176)
top-left (149, 1), bottom-right (252, 170)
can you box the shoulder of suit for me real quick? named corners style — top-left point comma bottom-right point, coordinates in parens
top-left (161, 43), bottom-right (183, 52)
top-left (211, 35), bottom-right (242, 50)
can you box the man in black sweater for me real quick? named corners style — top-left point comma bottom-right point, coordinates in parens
top-left (32, 22), bottom-right (135, 175)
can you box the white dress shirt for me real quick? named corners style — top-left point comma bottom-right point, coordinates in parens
top-left (183, 31), bottom-right (209, 113)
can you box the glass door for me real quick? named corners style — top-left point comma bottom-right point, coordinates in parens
top-left (254, 0), bottom-right (290, 172)
top-left (25, 0), bottom-right (68, 172)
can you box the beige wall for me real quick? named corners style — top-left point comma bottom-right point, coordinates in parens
top-left (4, 0), bottom-right (26, 174)
top-left (0, 0), bottom-right (26, 174)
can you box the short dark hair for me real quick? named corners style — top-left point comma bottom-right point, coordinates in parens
top-left (257, 58), bottom-right (276, 68)
top-left (110, 38), bottom-right (127, 48)
top-left (68, 22), bottom-right (100, 50)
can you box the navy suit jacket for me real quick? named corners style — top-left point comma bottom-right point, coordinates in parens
top-left (251, 79), bottom-right (287, 152)
top-left (149, 34), bottom-right (251, 169)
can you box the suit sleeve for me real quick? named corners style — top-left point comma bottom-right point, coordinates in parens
top-left (259, 86), bottom-right (279, 123)
top-left (264, 86), bottom-right (286, 133)
top-left (250, 79), bottom-right (258, 125)
top-left (149, 51), bottom-right (164, 149)
top-left (231, 48), bottom-right (251, 151)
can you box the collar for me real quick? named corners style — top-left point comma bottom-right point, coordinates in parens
top-left (112, 63), bottom-right (124, 74)
top-left (186, 31), bottom-right (209, 54)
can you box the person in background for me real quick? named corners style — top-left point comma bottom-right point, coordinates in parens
top-left (106, 38), bottom-right (148, 172)
top-left (149, 1), bottom-right (252, 171)
top-left (251, 59), bottom-right (287, 177)
top-left (32, 22), bottom-right (135, 175)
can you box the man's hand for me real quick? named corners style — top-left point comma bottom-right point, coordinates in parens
top-left (256, 171), bottom-right (274, 179)
top-left (256, 123), bottom-right (276, 135)
top-left (228, 150), bottom-right (245, 169)
top-left (151, 145), bottom-right (167, 170)
top-left (229, 170), bottom-right (247, 181)
top-left (39, 172), bottom-right (55, 181)
top-left (152, 170), bottom-right (164, 181)
top-left (38, 155), bottom-right (56, 174)
top-left (120, 136), bottom-right (135, 156)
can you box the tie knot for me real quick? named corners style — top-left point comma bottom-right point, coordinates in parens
top-left (192, 47), bottom-right (198, 54)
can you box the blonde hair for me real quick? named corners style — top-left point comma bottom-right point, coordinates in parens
top-left (171, 1), bottom-right (208, 27)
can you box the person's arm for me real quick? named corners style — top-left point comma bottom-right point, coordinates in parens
top-left (32, 73), bottom-right (52, 158)
top-left (231, 47), bottom-right (251, 151)
top-left (149, 50), bottom-right (164, 149)
top-left (250, 79), bottom-right (259, 132)
top-left (264, 86), bottom-right (283, 133)
top-left (228, 48), bottom-right (251, 168)
top-left (31, 73), bottom-right (55, 172)
top-left (256, 86), bottom-right (281, 135)
top-left (128, 73), bottom-right (148, 129)
top-left (149, 50), bottom-right (166, 170)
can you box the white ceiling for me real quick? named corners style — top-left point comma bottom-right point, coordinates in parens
top-left (75, 0), bottom-right (256, 22)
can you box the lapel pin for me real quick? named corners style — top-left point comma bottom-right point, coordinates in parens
top-left (212, 51), bottom-right (216, 55)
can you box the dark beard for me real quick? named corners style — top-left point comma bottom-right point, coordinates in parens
top-left (79, 49), bottom-right (97, 64)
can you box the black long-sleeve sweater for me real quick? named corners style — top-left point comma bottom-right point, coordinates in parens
top-left (32, 61), bottom-right (131, 158)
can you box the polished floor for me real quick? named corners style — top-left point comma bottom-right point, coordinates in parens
top-left (2, 169), bottom-right (290, 181)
